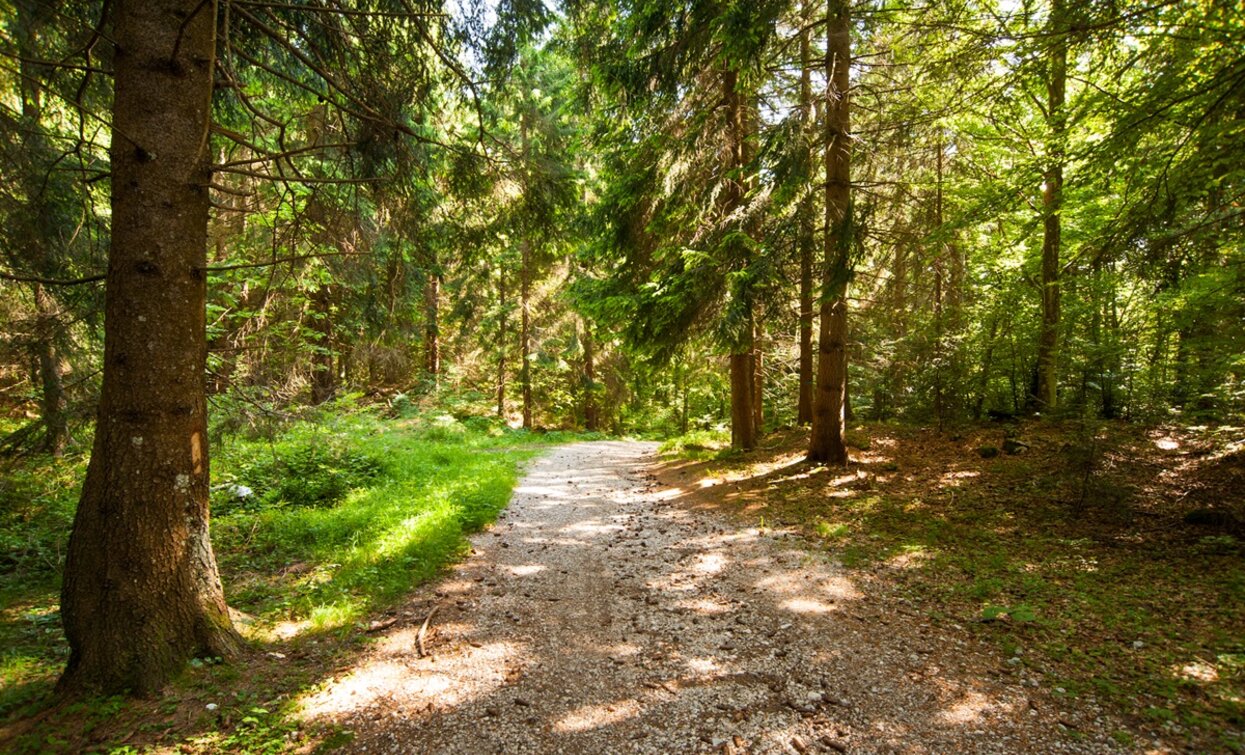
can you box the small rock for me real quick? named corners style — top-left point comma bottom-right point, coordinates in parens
top-left (514, 698), bottom-right (531, 707)
top-left (791, 735), bottom-right (809, 753)
top-left (205, 703), bottom-right (218, 711)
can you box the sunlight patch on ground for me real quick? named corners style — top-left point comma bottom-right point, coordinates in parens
top-left (559, 519), bottom-right (623, 536)
top-left (1154, 437), bottom-right (1180, 451)
top-left (691, 552), bottom-right (728, 574)
top-left (553, 699), bottom-right (643, 733)
top-left (1174, 659), bottom-right (1219, 683)
top-left (939, 470), bottom-right (980, 487)
top-left (886, 548), bottom-right (933, 569)
top-left (780, 597), bottom-right (837, 615)
top-left (938, 690), bottom-right (1004, 724)
top-left (299, 640), bottom-right (524, 719)
top-left (677, 597), bottom-right (733, 615)
top-left (684, 656), bottom-right (724, 676)
top-left (504, 564), bottom-right (547, 577)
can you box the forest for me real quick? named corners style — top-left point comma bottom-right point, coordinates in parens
top-left (0, 0), bottom-right (1242, 752)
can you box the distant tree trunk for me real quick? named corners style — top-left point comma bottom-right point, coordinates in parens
top-left (809, 0), bottom-right (852, 465)
top-left (16, 2), bottom-right (67, 456)
top-left (32, 284), bottom-right (67, 456)
top-left (1035, 0), bottom-right (1066, 413)
top-left (520, 240), bottom-right (533, 429)
top-left (310, 286), bottom-right (335, 404)
top-left (59, 0), bottom-right (240, 696)
top-left (723, 67), bottom-right (756, 450)
top-left (424, 265), bottom-right (440, 381)
top-left (753, 320), bottom-right (764, 432)
top-left (933, 137), bottom-right (946, 429)
top-left (582, 318), bottom-right (598, 431)
top-left (796, 0), bottom-right (815, 426)
top-left (497, 268), bottom-right (508, 417)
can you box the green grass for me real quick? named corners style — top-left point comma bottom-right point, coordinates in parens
top-left (0, 407), bottom-right (578, 752)
top-left (659, 427), bottom-right (731, 460)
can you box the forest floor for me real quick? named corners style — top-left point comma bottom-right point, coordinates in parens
top-left (1, 419), bottom-right (1241, 753)
top-left (656, 420), bottom-right (1245, 753)
top-left (283, 431), bottom-right (1235, 754)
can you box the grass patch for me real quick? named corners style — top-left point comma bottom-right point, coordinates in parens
top-left (659, 427), bottom-right (731, 460)
top-left (0, 407), bottom-right (576, 752)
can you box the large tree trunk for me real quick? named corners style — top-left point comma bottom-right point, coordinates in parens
top-left (808, 0), bottom-right (852, 465)
top-left (1035, 0), bottom-right (1066, 413)
top-left (723, 67), bottom-right (756, 450)
top-left (796, 0), bottom-right (816, 426)
top-left (59, 0), bottom-right (240, 696)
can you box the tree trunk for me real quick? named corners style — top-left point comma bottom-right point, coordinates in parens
top-left (723, 67), bottom-right (756, 450)
top-left (424, 265), bottom-right (440, 381)
top-left (753, 320), bottom-right (764, 433)
top-left (310, 286), bottom-right (335, 404)
top-left (582, 318), bottom-right (598, 431)
top-left (933, 136), bottom-right (946, 429)
top-left (16, 1), bottom-right (67, 456)
top-left (808, 0), bottom-right (852, 465)
top-left (796, 0), bottom-right (816, 426)
top-left (497, 269), bottom-right (508, 417)
top-left (520, 240), bottom-right (533, 430)
top-left (59, 0), bottom-right (240, 696)
top-left (1035, 0), bottom-right (1066, 413)
top-left (33, 284), bottom-right (67, 456)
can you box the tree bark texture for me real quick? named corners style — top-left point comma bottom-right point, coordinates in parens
top-left (1036, 0), bottom-right (1066, 413)
top-left (809, 0), bottom-right (852, 465)
top-left (310, 286), bottom-right (335, 404)
top-left (60, 0), bottom-right (241, 696)
top-left (520, 240), bottom-right (533, 429)
top-left (424, 266), bottom-right (441, 380)
top-left (582, 319), bottom-right (598, 431)
top-left (796, 0), bottom-right (816, 426)
top-left (16, 1), bottom-right (67, 455)
top-left (497, 269), bottom-right (508, 417)
top-left (723, 67), bottom-right (755, 450)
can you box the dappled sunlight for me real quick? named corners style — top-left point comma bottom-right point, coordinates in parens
top-left (939, 469), bottom-right (980, 487)
top-left (298, 640), bottom-right (527, 719)
top-left (553, 699), bottom-right (644, 733)
top-left (690, 551), bottom-right (728, 574)
top-left (503, 563), bottom-right (547, 577)
top-left (780, 597), bottom-right (838, 614)
top-left (938, 690), bottom-right (1012, 725)
top-left (1174, 659), bottom-right (1219, 683)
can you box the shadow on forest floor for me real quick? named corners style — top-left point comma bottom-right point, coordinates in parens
top-left (654, 420), bottom-right (1245, 751)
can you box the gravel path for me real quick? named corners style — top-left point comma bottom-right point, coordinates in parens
top-left (302, 441), bottom-right (1127, 754)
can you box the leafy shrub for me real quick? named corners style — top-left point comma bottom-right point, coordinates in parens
top-left (214, 438), bottom-right (383, 514)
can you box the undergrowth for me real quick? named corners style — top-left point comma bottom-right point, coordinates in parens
top-left (0, 405), bottom-right (576, 753)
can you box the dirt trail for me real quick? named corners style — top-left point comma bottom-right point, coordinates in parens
top-left (302, 441), bottom-right (1125, 753)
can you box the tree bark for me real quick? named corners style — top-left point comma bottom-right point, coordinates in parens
top-left (497, 268), bottom-right (508, 417)
top-left (520, 240), bottom-right (533, 430)
top-left (424, 265), bottom-right (440, 381)
top-left (59, 0), bottom-right (241, 696)
top-left (16, 1), bottom-right (67, 456)
top-left (582, 318), bottom-right (598, 431)
top-left (796, 0), bottom-right (816, 426)
top-left (808, 0), bottom-right (852, 465)
top-left (1035, 0), bottom-right (1066, 413)
top-left (310, 286), bottom-right (335, 404)
top-left (723, 67), bottom-right (756, 450)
